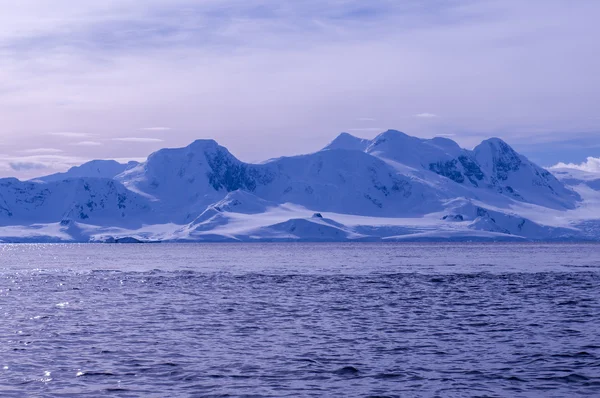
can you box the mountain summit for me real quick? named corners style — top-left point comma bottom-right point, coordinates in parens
top-left (0, 130), bottom-right (595, 242)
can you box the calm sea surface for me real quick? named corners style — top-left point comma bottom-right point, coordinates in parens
top-left (0, 243), bottom-right (599, 397)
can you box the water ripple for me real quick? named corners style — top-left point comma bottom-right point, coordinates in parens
top-left (0, 244), bottom-right (598, 396)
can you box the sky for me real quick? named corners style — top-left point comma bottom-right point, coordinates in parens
top-left (0, 0), bottom-right (599, 178)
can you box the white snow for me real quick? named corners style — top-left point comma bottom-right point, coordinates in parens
top-left (34, 160), bottom-right (138, 183)
top-left (1, 130), bottom-right (597, 242)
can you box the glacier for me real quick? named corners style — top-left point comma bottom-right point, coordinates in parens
top-left (1, 129), bottom-right (599, 242)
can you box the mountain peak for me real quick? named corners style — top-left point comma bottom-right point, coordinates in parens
top-left (187, 139), bottom-right (220, 150)
top-left (370, 130), bottom-right (415, 146)
top-left (2, 129), bottom-right (590, 242)
top-left (323, 132), bottom-right (370, 152)
top-left (473, 137), bottom-right (525, 183)
top-left (429, 136), bottom-right (462, 151)
top-left (474, 137), bottom-right (519, 163)
top-left (476, 137), bottom-right (513, 150)
top-left (145, 139), bottom-right (228, 164)
top-left (377, 129), bottom-right (409, 138)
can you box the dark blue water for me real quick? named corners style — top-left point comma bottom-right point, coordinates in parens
top-left (1, 243), bottom-right (599, 397)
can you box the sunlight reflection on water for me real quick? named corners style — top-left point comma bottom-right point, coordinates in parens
top-left (0, 243), bottom-right (598, 396)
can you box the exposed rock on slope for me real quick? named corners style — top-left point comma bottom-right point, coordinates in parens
top-left (0, 130), bottom-right (591, 242)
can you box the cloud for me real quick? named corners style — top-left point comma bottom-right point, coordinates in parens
top-left (0, 0), bottom-right (599, 169)
top-left (347, 128), bottom-right (384, 132)
top-left (0, 154), bottom-right (88, 178)
top-left (9, 161), bottom-right (48, 171)
top-left (551, 157), bottom-right (600, 173)
top-left (415, 113), bottom-right (438, 118)
top-left (50, 132), bottom-right (90, 138)
top-left (112, 137), bottom-right (164, 143)
top-left (19, 148), bottom-right (63, 154)
top-left (141, 127), bottom-right (171, 131)
top-left (71, 141), bottom-right (103, 146)
top-left (356, 118), bottom-right (375, 122)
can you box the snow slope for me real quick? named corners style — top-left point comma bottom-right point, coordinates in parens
top-left (0, 130), bottom-right (596, 242)
top-left (332, 130), bottom-right (580, 210)
top-left (551, 167), bottom-right (600, 191)
top-left (117, 139), bottom-right (443, 220)
top-left (0, 177), bottom-right (152, 227)
top-left (35, 160), bottom-right (139, 183)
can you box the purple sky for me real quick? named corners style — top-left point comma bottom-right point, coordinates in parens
top-left (1, 0), bottom-right (599, 178)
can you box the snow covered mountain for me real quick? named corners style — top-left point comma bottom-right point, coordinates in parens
top-left (326, 130), bottom-right (579, 210)
top-left (35, 160), bottom-right (139, 183)
top-left (551, 167), bottom-right (600, 191)
top-left (0, 177), bottom-right (153, 242)
top-left (117, 138), bottom-right (442, 221)
top-left (0, 130), bottom-right (597, 242)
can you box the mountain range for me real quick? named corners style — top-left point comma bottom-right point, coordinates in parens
top-left (1, 129), bottom-right (599, 242)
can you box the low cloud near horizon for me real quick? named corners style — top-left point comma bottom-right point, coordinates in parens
top-left (552, 157), bottom-right (600, 174)
top-left (0, 154), bottom-right (88, 176)
top-left (112, 138), bottom-right (165, 143)
top-left (0, 0), bottom-right (599, 177)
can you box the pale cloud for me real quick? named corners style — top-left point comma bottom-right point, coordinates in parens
top-left (112, 137), bottom-right (164, 143)
top-left (71, 141), bottom-right (103, 146)
top-left (19, 148), bottom-right (63, 154)
top-left (347, 128), bottom-right (384, 132)
top-left (415, 113), bottom-right (438, 118)
top-left (551, 157), bottom-right (600, 174)
top-left (141, 127), bottom-right (171, 131)
top-left (50, 132), bottom-right (90, 138)
top-left (0, 0), bottom-right (598, 178)
top-left (0, 154), bottom-right (88, 179)
top-left (9, 162), bottom-right (48, 171)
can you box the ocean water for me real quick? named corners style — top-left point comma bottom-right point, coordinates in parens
top-left (0, 243), bottom-right (599, 397)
